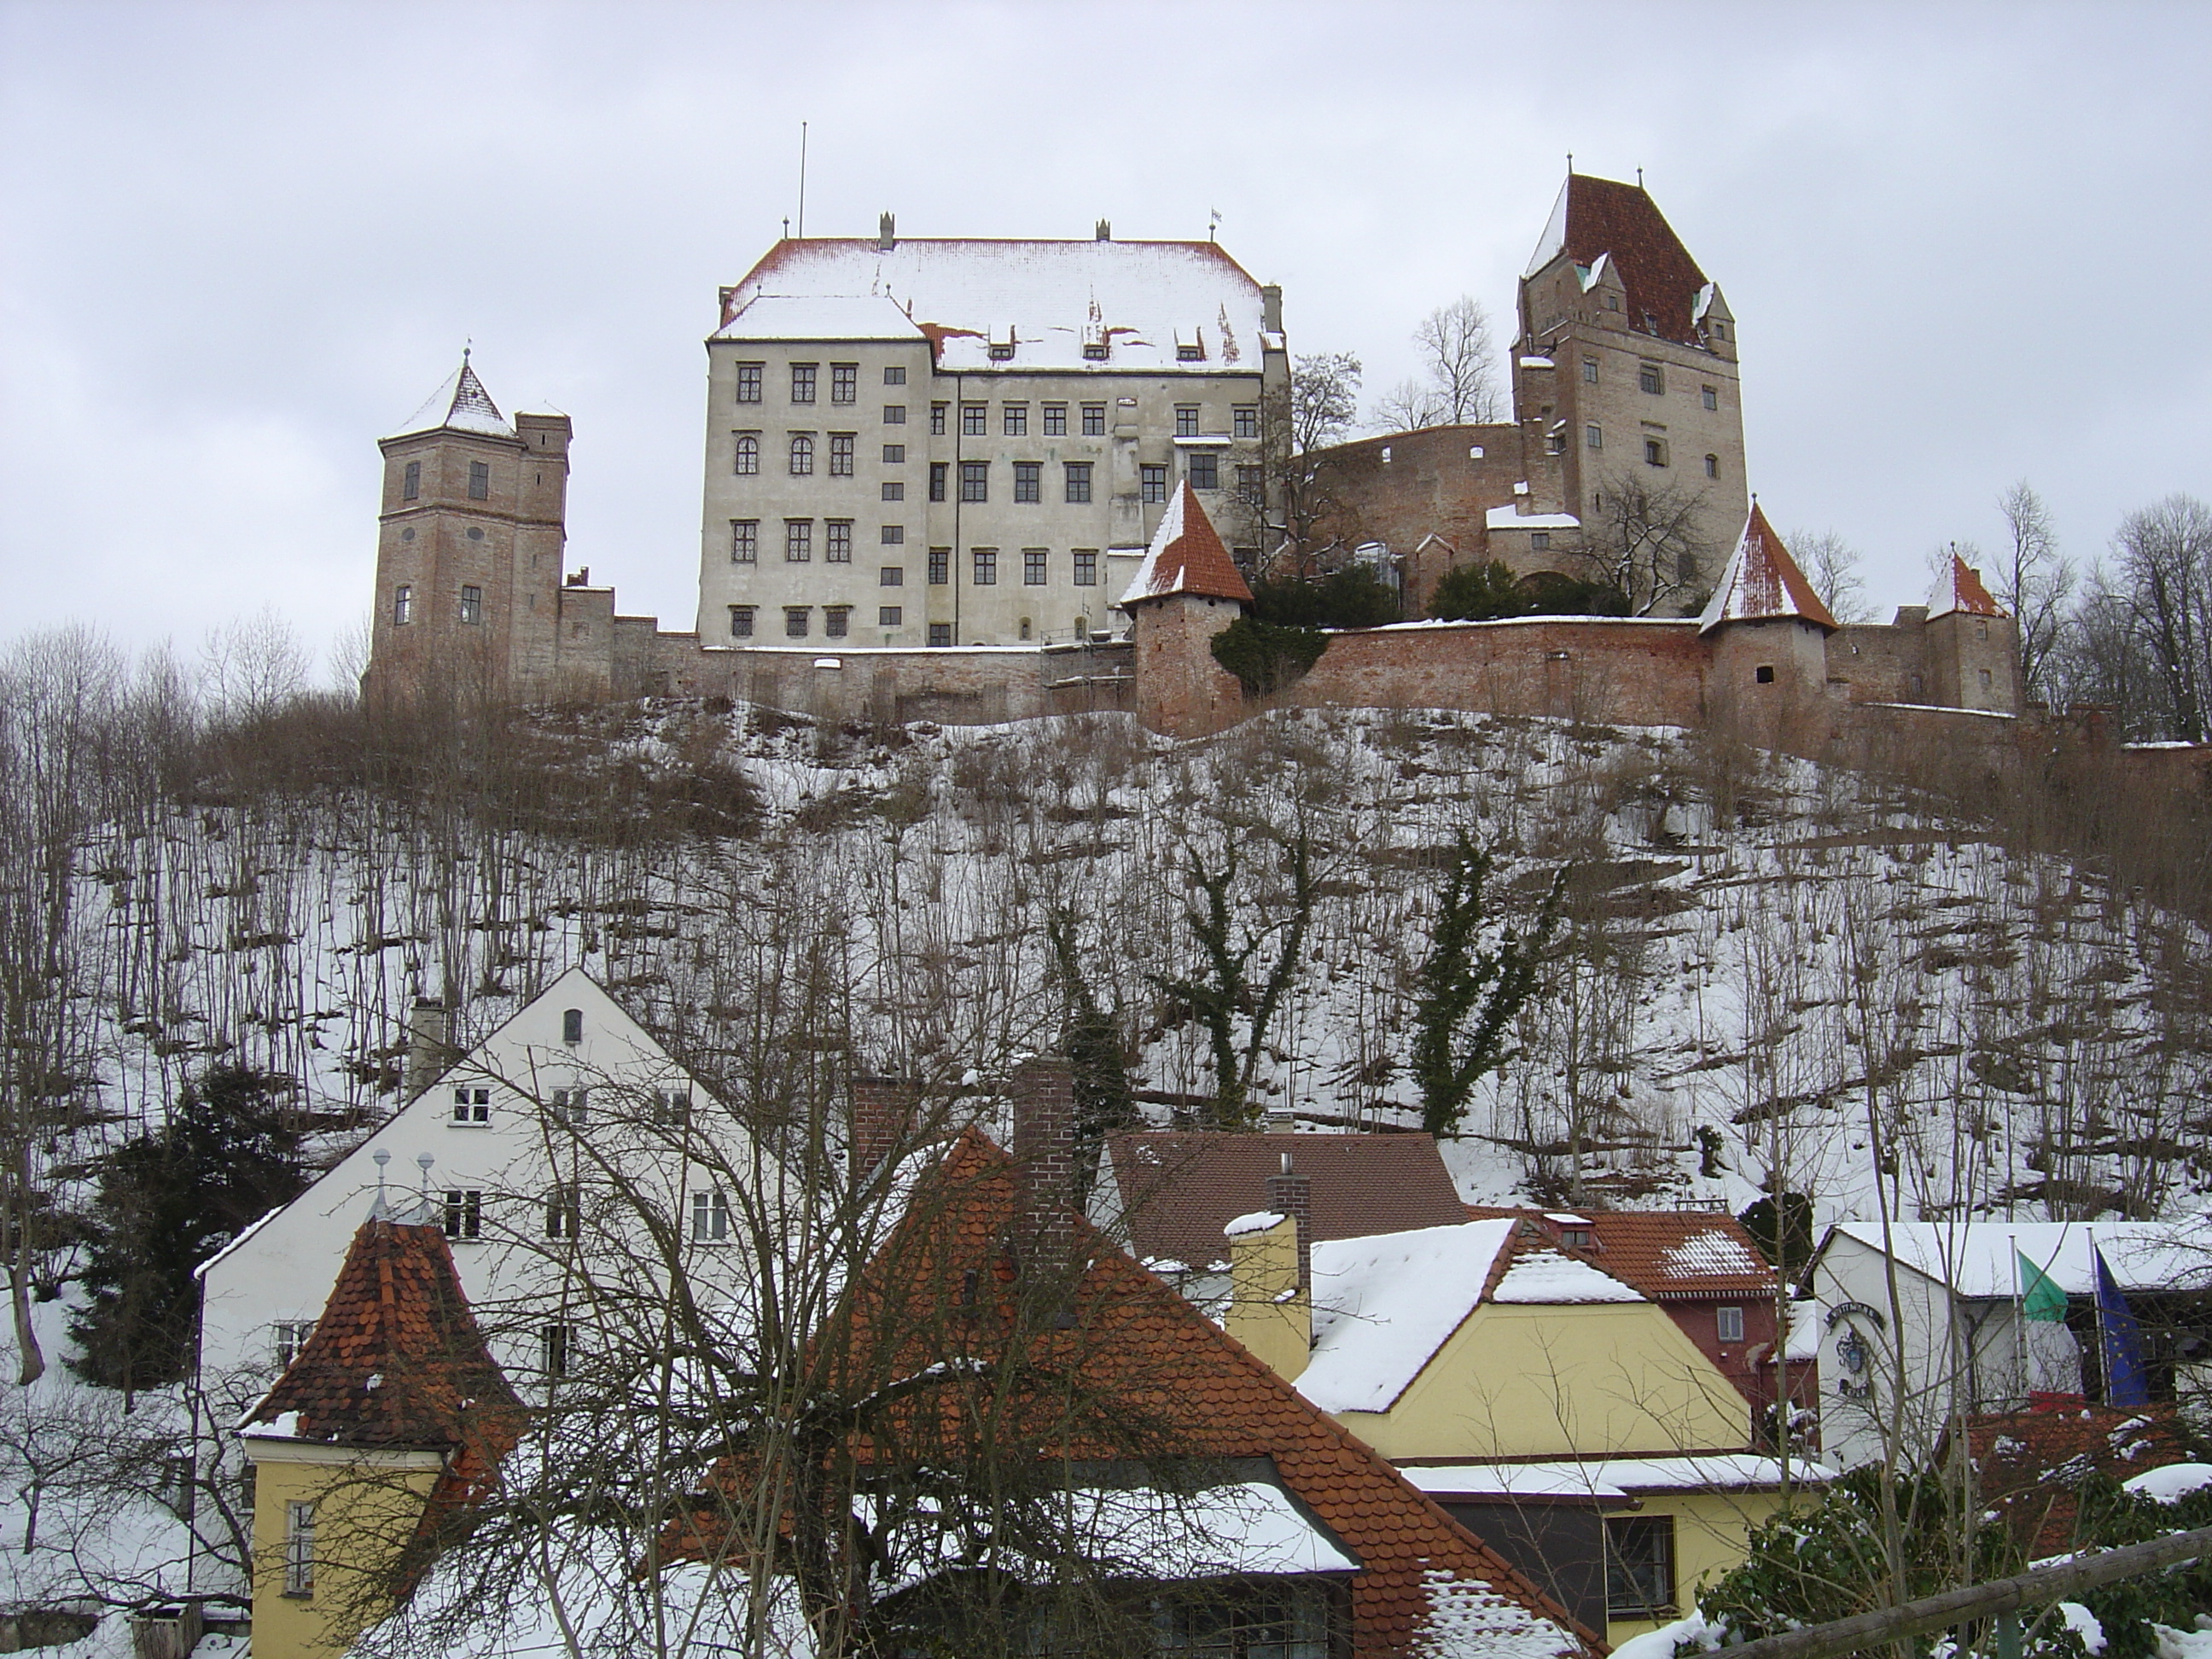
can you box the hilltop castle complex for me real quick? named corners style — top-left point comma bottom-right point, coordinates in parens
top-left (363, 174), bottom-right (2024, 751)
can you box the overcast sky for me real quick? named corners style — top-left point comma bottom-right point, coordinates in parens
top-left (4, 1), bottom-right (2208, 674)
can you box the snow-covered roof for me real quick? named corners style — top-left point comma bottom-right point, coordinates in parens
top-left (1825, 1219), bottom-right (2212, 1300)
top-left (1491, 1248), bottom-right (1644, 1304)
top-left (718, 293), bottom-right (928, 342)
top-left (1698, 504), bottom-right (1838, 634)
top-left (716, 236), bottom-right (1270, 375)
top-left (1296, 1220), bottom-right (1516, 1413)
top-left (1116, 483), bottom-right (1254, 608)
top-left (1400, 1454), bottom-right (1826, 1501)
top-left (1486, 507), bottom-right (1582, 531)
top-left (387, 357), bottom-right (515, 441)
top-left (1661, 1229), bottom-right (1767, 1280)
top-left (1523, 177), bottom-right (1572, 278)
top-left (1928, 552), bottom-right (2009, 620)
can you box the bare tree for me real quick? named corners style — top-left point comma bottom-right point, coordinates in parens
top-left (1789, 529), bottom-right (1873, 625)
top-left (1259, 352), bottom-right (1365, 575)
top-left (1994, 481), bottom-right (2075, 701)
top-left (1581, 474), bottom-right (1720, 616)
top-left (1368, 295), bottom-right (1503, 433)
top-left (2109, 493), bottom-right (2212, 741)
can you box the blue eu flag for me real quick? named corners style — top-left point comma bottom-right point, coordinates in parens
top-left (2095, 1244), bottom-right (2151, 1408)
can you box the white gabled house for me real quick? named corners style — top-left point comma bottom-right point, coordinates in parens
top-left (197, 968), bottom-right (772, 1398)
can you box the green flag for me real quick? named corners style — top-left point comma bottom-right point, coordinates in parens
top-left (2018, 1250), bottom-right (2069, 1322)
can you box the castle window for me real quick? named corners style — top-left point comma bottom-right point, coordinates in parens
top-left (878, 605), bottom-right (902, 627)
top-left (1717, 1306), bottom-right (1745, 1343)
top-left (441, 1190), bottom-right (482, 1240)
top-left (731, 520), bottom-right (758, 562)
top-left (830, 364), bottom-right (857, 405)
top-left (882, 443), bottom-right (905, 463)
top-left (1082, 341), bottom-right (1108, 361)
top-left (1981, 667), bottom-right (1994, 688)
top-left (733, 434), bottom-right (760, 474)
top-left (785, 521), bottom-right (812, 562)
top-left (401, 527), bottom-right (415, 541)
top-left (1639, 363), bottom-right (1664, 395)
top-left (1234, 404), bottom-right (1260, 439)
top-left (883, 404), bottom-right (906, 424)
top-left (826, 521), bottom-right (853, 562)
top-left (467, 527), bottom-right (485, 542)
top-left (1014, 461), bottom-right (1042, 503)
top-left (972, 548), bottom-right (998, 585)
top-left (1044, 403), bottom-right (1068, 436)
top-left (930, 402), bottom-right (947, 434)
top-left (1024, 549), bottom-right (1048, 585)
top-left (393, 585), bottom-right (414, 626)
top-left (728, 606), bottom-right (754, 638)
top-left (1175, 405), bottom-right (1201, 438)
top-left (929, 623), bottom-right (952, 647)
top-left (468, 461), bottom-right (490, 501)
top-left (402, 460), bottom-right (421, 500)
top-left (960, 461), bottom-right (989, 503)
top-left (1978, 621), bottom-right (1990, 641)
top-left (881, 566), bottom-right (904, 586)
top-left (830, 434), bottom-right (854, 476)
top-left (1531, 533), bottom-right (1551, 552)
top-left (1020, 616), bottom-right (1033, 638)
top-left (1081, 403), bottom-right (1107, 436)
top-left (783, 607), bottom-right (811, 638)
top-left (459, 585), bottom-right (483, 625)
top-left (1604, 293), bottom-right (1621, 312)
top-left (735, 363), bottom-right (763, 404)
top-left (1582, 358), bottom-right (1598, 383)
top-left (283, 1501), bottom-right (316, 1596)
top-left (824, 605), bottom-right (851, 639)
top-left (1644, 439), bottom-right (1669, 468)
top-left (1065, 462), bottom-right (1093, 504)
top-left (1755, 665), bottom-right (1775, 684)
top-left (928, 548), bottom-right (950, 585)
top-left (1073, 550), bottom-right (1097, 586)
top-left (789, 434), bottom-right (814, 476)
top-left (1705, 454), bottom-right (1719, 480)
top-left (881, 525), bottom-right (905, 545)
top-left (1237, 463), bottom-right (1264, 506)
top-left (928, 463), bottom-right (947, 502)
top-left (1004, 403), bottom-right (1028, 437)
top-left (1586, 425), bottom-right (1603, 451)
top-left (790, 364), bottom-right (818, 404)
top-left (1187, 451), bottom-right (1220, 491)
top-left (1140, 464), bottom-right (1167, 504)
top-left (962, 403), bottom-right (987, 437)
top-left (1702, 385), bottom-right (1719, 410)
top-left (883, 364), bottom-right (906, 386)
top-left (1711, 321), bottom-right (1727, 341)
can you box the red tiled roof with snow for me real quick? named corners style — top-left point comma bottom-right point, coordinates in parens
top-left (1697, 504), bottom-right (1839, 634)
top-left (241, 1218), bottom-right (523, 1456)
top-left (1929, 553), bottom-right (2009, 620)
top-left (1107, 1131), bottom-right (1469, 1274)
top-left (1117, 483), bottom-right (1254, 608)
top-left (1961, 1404), bottom-right (2192, 1556)
top-left (1524, 174), bottom-right (1712, 346)
top-left (1465, 1208), bottom-right (1778, 1301)
top-left (717, 236), bottom-right (1270, 374)
top-left (387, 357), bottom-right (516, 442)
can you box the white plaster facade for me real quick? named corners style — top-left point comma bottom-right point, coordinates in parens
top-left (696, 229), bottom-right (1287, 650)
top-left (196, 969), bottom-right (770, 1396)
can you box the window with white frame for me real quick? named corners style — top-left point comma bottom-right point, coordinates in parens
top-left (274, 1320), bottom-right (314, 1369)
top-left (540, 1324), bottom-right (573, 1377)
top-left (284, 1501), bottom-right (316, 1595)
top-left (1717, 1306), bottom-right (1745, 1343)
top-left (451, 1086), bottom-right (490, 1124)
top-left (441, 1190), bottom-right (482, 1240)
top-left (691, 1187), bottom-right (731, 1243)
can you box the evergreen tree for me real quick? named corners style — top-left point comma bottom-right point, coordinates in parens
top-left (71, 1066), bottom-right (310, 1397)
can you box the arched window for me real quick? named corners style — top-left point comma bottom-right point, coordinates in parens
top-left (562, 1008), bottom-right (583, 1045)
top-left (789, 434), bottom-right (814, 476)
top-left (733, 434), bottom-right (759, 475)
top-left (1704, 454), bottom-right (1720, 480)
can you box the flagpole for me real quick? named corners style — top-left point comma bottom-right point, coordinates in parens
top-left (2011, 1231), bottom-right (2025, 1407)
top-left (2093, 1231), bottom-right (2108, 1406)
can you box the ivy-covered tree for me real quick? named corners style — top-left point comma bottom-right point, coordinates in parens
top-left (71, 1065), bottom-right (310, 1398)
top-left (1411, 835), bottom-right (1564, 1138)
top-left (1045, 906), bottom-right (1138, 1191)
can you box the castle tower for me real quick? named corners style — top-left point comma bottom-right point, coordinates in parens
top-left (1924, 553), bottom-right (2021, 713)
top-left (1698, 504), bottom-right (1837, 742)
top-left (365, 356), bottom-right (572, 701)
top-left (1514, 174), bottom-right (1748, 612)
top-left (1119, 483), bottom-right (1254, 738)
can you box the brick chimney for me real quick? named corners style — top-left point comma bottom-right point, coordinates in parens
top-left (1010, 1055), bottom-right (1077, 1270)
top-left (850, 1074), bottom-right (922, 1178)
top-left (1266, 1151), bottom-right (1313, 1293)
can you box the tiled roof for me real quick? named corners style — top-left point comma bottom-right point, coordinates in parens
top-left (1106, 1131), bottom-right (1469, 1273)
top-left (242, 1218), bottom-right (523, 1457)
top-left (690, 1130), bottom-right (1594, 1658)
top-left (1929, 553), bottom-right (2008, 620)
top-left (1527, 174), bottom-right (1711, 346)
top-left (1117, 484), bottom-right (1255, 608)
top-left (1698, 504), bottom-right (1839, 634)
top-left (387, 356), bottom-right (516, 442)
top-left (1961, 1404), bottom-right (2192, 1557)
top-left (1464, 1208), bottom-right (1778, 1301)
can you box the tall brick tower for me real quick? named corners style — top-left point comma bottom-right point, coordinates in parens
top-left (365, 355), bottom-right (573, 701)
top-left (1121, 483), bottom-right (1254, 738)
top-left (1514, 174), bottom-right (1747, 613)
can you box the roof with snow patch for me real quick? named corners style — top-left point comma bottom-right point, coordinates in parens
top-left (1116, 483), bottom-right (1254, 608)
top-left (1523, 174), bottom-right (1715, 346)
top-left (1465, 1208), bottom-right (1780, 1301)
top-left (1697, 504), bottom-right (1838, 634)
top-left (717, 236), bottom-right (1271, 375)
top-left (387, 357), bottom-right (516, 442)
top-left (1929, 553), bottom-right (2009, 620)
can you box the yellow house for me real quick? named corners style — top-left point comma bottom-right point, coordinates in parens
top-left (1226, 1209), bottom-right (1822, 1646)
top-left (237, 1210), bottom-right (522, 1659)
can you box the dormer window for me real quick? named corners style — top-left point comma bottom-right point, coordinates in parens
top-left (1560, 1226), bottom-right (1592, 1249)
top-left (1175, 327), bottom-right (1205, 362)
top-left (987, 323), bottom-right (1015, 362)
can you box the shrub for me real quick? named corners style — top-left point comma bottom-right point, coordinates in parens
top-left (1250, 567), bottom-right (1400, 631)
top-left (1429, 562), bottom-right (1631, 622)
top-left (1210, 618), bottom-right (1330, 697)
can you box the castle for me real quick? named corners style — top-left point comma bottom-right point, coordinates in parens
top-left (362, 174), bottom-right (2025, 752)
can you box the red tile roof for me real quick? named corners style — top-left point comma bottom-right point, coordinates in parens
top-left (1931, 553), bottom-right (2008, 620)
top-left (242, 1218), bottom-right (523, 1458)
top-left (1699, 504), bottom-right (1839, 634)
top-left (689, 1130), bottom-right (1595, 1658)
top-left (1107, 1132), bottom-right (1470, 1272)
top-left (1118, 483), bottom-right (1254, 607)
top-left (1548, 175), bottom-right (1711, 346)
top-left (1465, 1208), bottom-right (1779, 1301)
top-left (1961, 1404), bottom-right (2192, 1557)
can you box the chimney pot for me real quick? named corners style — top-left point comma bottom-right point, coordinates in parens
top-left (878, 212), bottom-right (896, 252)
top-left (1095, 218), bottom-right (1111, 242)
top-left (405, 998), bottom-right (453, 1102)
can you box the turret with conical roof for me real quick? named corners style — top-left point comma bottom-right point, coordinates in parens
top-left (1120, 485), bottom-right (1253, 738)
